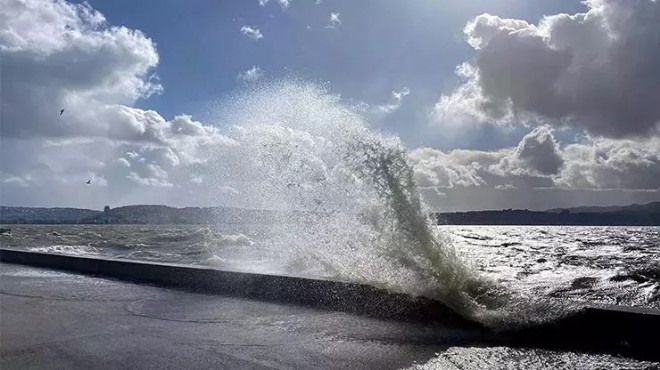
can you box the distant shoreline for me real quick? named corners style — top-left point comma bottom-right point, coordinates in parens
top-left (434, 208), bottom-right (660, 226)
top-left (1, 202), bottom-right (659, 226)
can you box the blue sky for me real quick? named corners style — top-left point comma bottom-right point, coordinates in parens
top-left (2, 0), bottom-right (659, 210)
top-left (78, 0), bottom-right (586, 150)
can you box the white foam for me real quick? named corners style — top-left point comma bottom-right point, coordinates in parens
top-left (203, 255), bottom-right (227, 267)
top-left (406, 346), bottom-right (657, 370)
top-left (27, 245), bottom-right (100, 256)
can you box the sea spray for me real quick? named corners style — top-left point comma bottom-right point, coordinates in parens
top-left (206, 81), bottom-right (575, 328)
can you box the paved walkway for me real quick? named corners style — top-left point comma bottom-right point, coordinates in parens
top-left (2, 262), bottom-right (657, 369)
top-left (0, 263), bottom-right (473, 369)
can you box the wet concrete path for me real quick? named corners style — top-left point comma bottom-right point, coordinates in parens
top-left (0, 263), bottom-right (474, 369)
top-left (2, 261), bottom-right (658, 369)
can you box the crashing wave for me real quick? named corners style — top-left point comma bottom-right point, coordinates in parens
top-left (204, 81), bottom-right (576, 328)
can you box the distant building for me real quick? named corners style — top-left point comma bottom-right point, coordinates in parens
top-left (103, 206), bottom-right (111, 224)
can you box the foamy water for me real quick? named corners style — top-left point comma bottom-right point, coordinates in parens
top-left (405, 346), bottom-right (659, 369)
top-left (2, 224), bottom-right (658, 313)
top-left (446, 225), bottom-right (659, 310)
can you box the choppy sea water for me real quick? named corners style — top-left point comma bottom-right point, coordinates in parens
top-left (1, 224), bottom-right (658, 311)
top-left (405, 346), bottom-right (659, 370)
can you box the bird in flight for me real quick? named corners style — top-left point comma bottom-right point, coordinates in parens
top-left (59, 109), bottom-right (65, 115)
top-left (86, 179), bottom-right (91, 185)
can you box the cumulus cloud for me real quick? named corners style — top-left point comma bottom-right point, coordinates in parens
top-left (559, 137), bottom-right (660, 190)
top-left (436, 0), bottom-right (660, 138)
top-left (1, 0), bottom-right (238, 158)
top-left (410, 127), bottom-right (565, 193)
top-left (0, 0), bottom-right (161, 140)
top-left (237, 66), bottom-right (264, 82)
top-left (493, 126), bottom-right (564, 176)
top-left (0, 0), bottom-right (239, 207)
top-left (410, 147), bottom-right (501, 189)
top-left (240, 25), bottom-right (263, 40)
top-left (410, 126), bottom-right (659, 196)
top-left (515, 127), bottom-right (563, 175)
top-left (127, 166), bottom-right (173, 188)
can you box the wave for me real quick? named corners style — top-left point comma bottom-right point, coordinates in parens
top-left (206, 81), bottom-right (576, 328)
top-left (611, 266), bottom-right (660, 284)
top-left (28, 245), bottom-right (100, 256)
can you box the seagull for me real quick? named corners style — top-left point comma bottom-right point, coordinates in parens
top-left (59, 109), bottom-right (65, 115)
top-left (86, 179), bottom-right (91, 185)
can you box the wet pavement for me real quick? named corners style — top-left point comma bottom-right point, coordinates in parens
top-left (2, 262), bottom-right (658, 369)
top-left (0, 263), bottom-right (475, 370)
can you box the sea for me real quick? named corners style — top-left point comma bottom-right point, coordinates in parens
top-left (1, 224), bottom-right (658, 312)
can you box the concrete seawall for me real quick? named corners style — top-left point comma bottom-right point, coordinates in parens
top-left (1, 248), bottom-right (659, 362)
top-left (0, 248), bottom-right (475, 327)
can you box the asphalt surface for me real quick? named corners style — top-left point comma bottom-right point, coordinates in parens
top-left (0, 263), bottom-right (476, 370)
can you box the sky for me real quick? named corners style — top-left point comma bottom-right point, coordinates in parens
top-left (1, 0), bottom-right (659, 211)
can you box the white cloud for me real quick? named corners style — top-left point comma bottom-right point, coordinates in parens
top-left (515, 126), bottom-right (563, 175)
top-left (463, 13), bottom-right (531, 50)
top-left (117, 158), bottom-right (131, 168)
top-left (0, 0), bottom-right (238, 202)
top-left (328, 12), bottom-right (341, 29)
top-left (2, 176), bottom-right (29, 187)
top-left (410, 147), bottom-right (496, 189)
top-left (0, 0), bottom-right (162, 140)
top-left (240, 25), bottom-right (263, 40)
top-left (410, 127), bottom-right (659, 194)
top-left (437, 0), bottom-right (660, 138)
top-left (559, 137), bottom-right (660, 190)
top-left (375, 87), bottom-right (410, 115)
top-left (434, 63), bottom-right (516, 126)
top-left (493, 126), bottom-right (564, 176)
top-left (410, 128), bottom-right (660, 210)
top-left (258, 0), bottom-right (289, 9)
top-left (237, 66), bottom-right (264, 82)
top-left (127, 172), bottom-right (173, 188)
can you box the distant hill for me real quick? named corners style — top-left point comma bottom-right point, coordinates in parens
top-left (1, 202), bottom-right (659, 225)
top-left (80, 205), bottom-right (279, 225)
top-left (0, 205), bottom-right (282, 225)
top-left (435, 202), bottom-right (660, 226)
top-left (546, 202), bottom-right (660, 214)
top-left (0, 206), bottom-right (101, 224)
